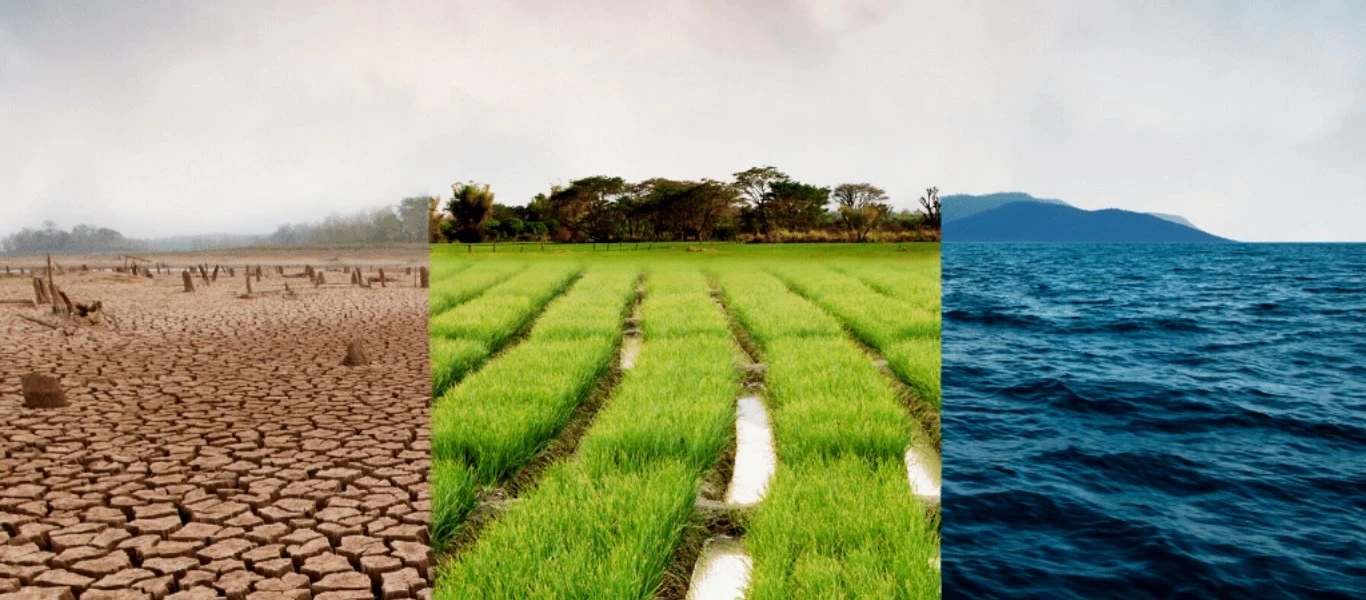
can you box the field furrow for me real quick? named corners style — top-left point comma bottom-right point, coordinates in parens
top-left (428, 265), bottom-right (638, 550)
top-left (429, 262), bottom-right (582, 395)
top-left (717, 267), bottom-right (941, 599)
top-left (432, 267), bottom-right (740, 599)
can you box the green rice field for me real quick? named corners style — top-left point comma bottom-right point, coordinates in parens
top-left (427, 242), bottom-right (941, 599)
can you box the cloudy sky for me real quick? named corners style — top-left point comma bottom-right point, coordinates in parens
top-left (2, 1), bottom-right (1363, 241)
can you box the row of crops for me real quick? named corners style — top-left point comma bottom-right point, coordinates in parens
top-left (427, 247), bottom-right (941, 599)
top-left (715, 267), bottom-right (940, 597)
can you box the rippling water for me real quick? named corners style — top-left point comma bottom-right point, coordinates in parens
top-left (942, 244), bottom-right (1366, 599)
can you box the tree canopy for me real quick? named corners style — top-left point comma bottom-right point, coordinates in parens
top-left (428, 167), bottom-right (940, 244)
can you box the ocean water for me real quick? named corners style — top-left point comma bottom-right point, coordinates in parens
top-left (942, 244), bottom-right (1366, 599)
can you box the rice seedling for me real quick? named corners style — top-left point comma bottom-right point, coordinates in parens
top-left (427, 244), bottom-right (941, 599)
top-left (745, 457), bottom-right (940, 599)
top-left (429, 261), bottom-right (527, 315)
top-left (433, 266), bottom-right (739, 598)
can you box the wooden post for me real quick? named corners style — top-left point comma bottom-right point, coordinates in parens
top-left (246, 271), bottom-right (253, 295)
top-left (378, 268), bottom-right (386, 288)
top-left (46, 253), bottom-right (56, 311)
top-left (256, 265), bottom-right (262, 282)
top-left (58, 290), bottom-right (75, 317)
top-left (419, 266), bottom-right (428, 289)
top-left (182, 270), bottom-right (194, 292)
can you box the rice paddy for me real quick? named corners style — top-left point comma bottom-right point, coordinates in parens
top-left (428, 243), bottom-right (941, 599)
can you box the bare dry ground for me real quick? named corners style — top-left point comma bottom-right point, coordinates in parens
top-left (0, 249), bottom-right (430, 599)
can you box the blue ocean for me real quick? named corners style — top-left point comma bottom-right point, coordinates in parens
top-left (942, 243), bottom-right (1366, 599)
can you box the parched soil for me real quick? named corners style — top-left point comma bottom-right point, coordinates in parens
top-left (0, 256), bottom-right (430, 599)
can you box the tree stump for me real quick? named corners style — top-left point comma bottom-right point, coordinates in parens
top-left (378, 268), bottom-right (386, 288)
top-left (33, 277), bottom-right (49, 304)
top-left (341, 339), bottom-right (370, 366)
top-left (21, 373), bottom-right (68, 408)
top-left (419, 266), bottom-right (429, 289)
top-left (183, 271), bottom-right (195, 292)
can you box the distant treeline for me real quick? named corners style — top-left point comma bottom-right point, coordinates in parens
top-left (1, 199), bottom-right (428, 255)
top-left (0, 223), bottom-right (153, 254)
top-left (264, 198), bottom-right (427, 246)
top-left (428, 167), bottom-right (942, 244)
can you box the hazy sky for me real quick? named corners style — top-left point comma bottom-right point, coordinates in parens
top-left (3, 1), bottom-right (1363, 241)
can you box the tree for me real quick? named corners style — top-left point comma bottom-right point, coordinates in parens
top-left (764, 180), bottom-right (830, 232)
top-left (427, 197), bottom-right (444, 243)
top-left (732, 166), bottom-right (789, 234)
top-left (397, 197), bottom-right (431, 242)
top-left (833, 183), bottom-right (892, 241)
top-left (548, 176), bottom-right (627, 242)
top-left (918, 186), bottom-right (941, 230)
top-left (446, 181), bottom-right (496, 243)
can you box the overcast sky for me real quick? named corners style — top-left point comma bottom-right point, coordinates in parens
top-left (3, 1), bottom-right (1363, 241)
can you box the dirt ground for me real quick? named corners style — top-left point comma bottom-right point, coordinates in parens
top-left (0, 251), bottom-right (430, 599)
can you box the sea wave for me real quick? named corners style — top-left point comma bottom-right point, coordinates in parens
top-left (943, 243), bottom-right (1366, 598)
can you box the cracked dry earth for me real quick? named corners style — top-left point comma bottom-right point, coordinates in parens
top-left (0, 269), bottom-right (430, 600)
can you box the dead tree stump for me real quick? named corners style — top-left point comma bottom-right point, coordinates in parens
top-left (245, 273), bottom-right (253, 295)
top-left (341, 339), bottom-right (370, 366)
top-left (183, 271), bottom-right (195, 292)
top-left (378, 268), bottom-right (386, 288)
top-left (21, 373), bottom-right (68, 408)
top-left (33, 277), bottom-right (49, 304)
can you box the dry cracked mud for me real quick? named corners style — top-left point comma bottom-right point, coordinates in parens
top-left (0, 258), bottom-right (429, 600)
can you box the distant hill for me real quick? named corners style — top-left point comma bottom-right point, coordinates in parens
top-left (942, 192), bottom-right (1070, 223)
top-left (1146, 212), bottom-right (1198, 229)
top-left (944, 202), bottom-right (1232, 243)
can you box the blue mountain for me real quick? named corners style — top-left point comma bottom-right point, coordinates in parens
top-left (944, 201), bottom-right (1232, 243)
top-left (942, 192), bottom-right (1070, 223)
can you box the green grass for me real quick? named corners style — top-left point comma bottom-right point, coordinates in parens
top-left (432, 338), bottom-right (617, 484)
top-left (886, 337), bottom-right (942, 409)
top-left (429, 262), bottom-right (527, 315)
top-left (713, 269), bottom-right (845, 347)
top-left (430, 338), bottom-right (489, 398)
top-left (428, 263), bottom-right (638, 547)
top-left (429, 259), bottom-right (473, 284)
top-left (428, 263), bottom-right (582, 395)
top-left (429, 459), bottom-right (479, 551)
top-left (428, 244), bottom-right (940, 598)
top-left (834, 260), bottom-right (941, 312)
top-left (766, 264), bottom-right (941, 407)
top-left (578, 337), bottom-right (737, 475)
top-left (716, 264), bottom-right (940, 599)
top-left (434, 459), bottom-right (698, 599)
top-left (433, 266), bottom-right (738, 599)
top-left (746, 457), bottom-right (940, 599)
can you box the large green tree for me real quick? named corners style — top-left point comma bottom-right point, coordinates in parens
top-left (764, 180), bottom-right (830, 231)
top-left (732, 166), bottom-right (789, 234)
top-left (548, 176), bottom-right (628, 242)
top-left (446, 181), bottom-right (496, 243)
top-left (833, 183), bottom-right (892, 241)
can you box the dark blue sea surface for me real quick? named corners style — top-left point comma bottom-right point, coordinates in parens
top-left (943, 244), bottom-right (1366, 599)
